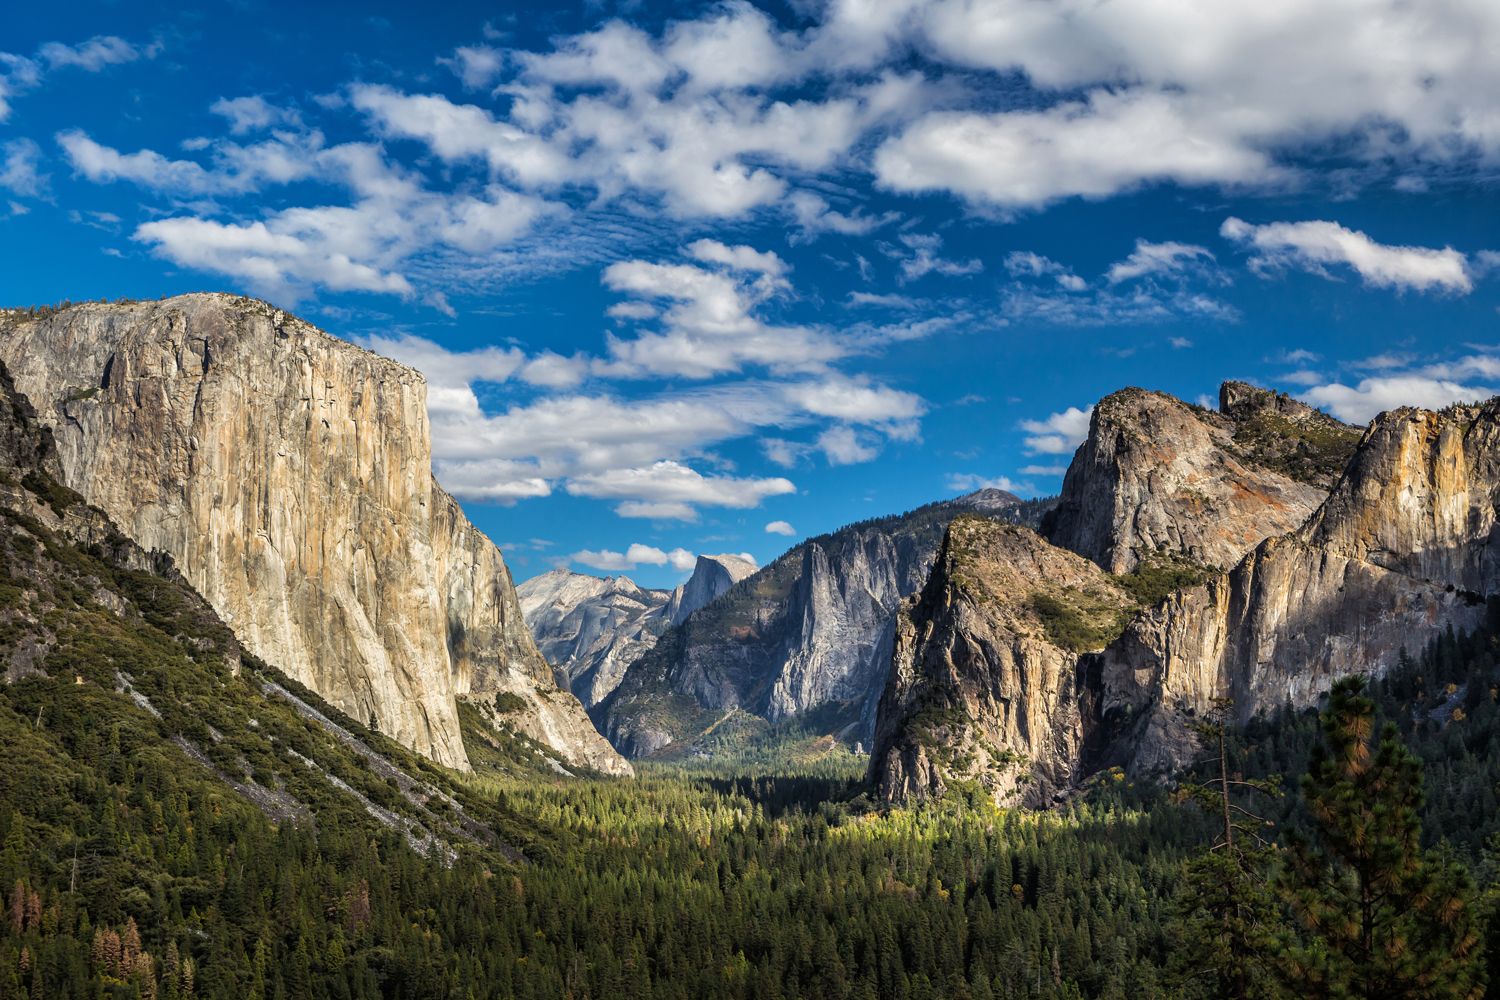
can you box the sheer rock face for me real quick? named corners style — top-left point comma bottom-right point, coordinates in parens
top-left (1092, 400), bottom-right (1500, 777)
top-left (871, 388), bottom-right (1499, 806)
top-left (869, 518), bottom-right (1132, 807)
top-left (597, 490), bottom-right (1029, 759)
top-left (665, 554), bottom-right (756, 626)
top-left (517, 569), bottom-right (670, 708)
top-left (1044, 387), bottom-right (1338, 573)
top-left (0, 295), bottom-right (629, 776)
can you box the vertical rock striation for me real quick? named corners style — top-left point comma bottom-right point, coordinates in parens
top-left (517, 569), bottom-right (671, 708)
top-left (0, 294), bottom-right (629, 775)
top-left (1093, 400), bottom-right (1500, 776)
top-left (664, 554), bottom-right (757, 626)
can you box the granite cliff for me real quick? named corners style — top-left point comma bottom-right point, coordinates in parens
top-left (518, 569), bottom-right (671, 708)
top-left (1042, 384), bottom-right (1356, 573)
top-left (0, 295), bottom-right (628, 776)
top-left (596, 489), bottom-right (1041, 758)
top-left (1092, 397), bottom-right (1500, 776)
top-left (871, 382), bottom-right (1495, 807)
top-left (869, 517), bottom-right (1133, 806)
top-left (518, 553), bottom-right (754, 710)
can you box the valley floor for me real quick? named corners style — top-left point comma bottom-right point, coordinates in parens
top-left (6, 612), bottom-right (1500, 998)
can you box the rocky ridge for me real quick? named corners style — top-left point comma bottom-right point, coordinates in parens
top-left (1042, 385), bottom-right (1355, 573)
top-left (518, 569), bottom-right (671, 708)
top-left (596, 489), bottom-right (1037, 758)
top-left (0, 295), bottom-right (628, 776)
top-left (872, 383), bottom-right (1495, 807)
top-left (518, 553), bottom-right (756, 711)
top-left (870, 517), bottom-right (1133, 806)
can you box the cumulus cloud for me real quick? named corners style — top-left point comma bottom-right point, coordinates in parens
top-left (1020, 406), bottom-right (1092, 455)
top-left (570, 543), bottom-right (698, 572)
top-left (566, 461), bottom-right (795, 520)
top-left (765, 520), bottom-right (796, 536)
top-left (100, 133), bottom-right (562, 301)
top-left (442, 45), bottom-right (506, 90)
top-left (945, 473), bottom-right (1030, 494)
top-left (817, 425), bottom-right (879, 465)
top-left (1221, 217), bottom-right (1474, 294)
top-left (882, 0), bottom-right (1500, 208)
top-left (210, 95), bottom-right (302, 135)
top-left (876, 90), bottom-right (1274, 209)
top-left (1301, 376), bottom-right (1495, 424)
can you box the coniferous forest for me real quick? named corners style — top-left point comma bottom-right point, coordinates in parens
top-left (6, 560), bottom-right (1500, 999)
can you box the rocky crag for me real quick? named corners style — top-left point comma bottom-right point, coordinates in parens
top-left (1092, 397), bottom-right (1500, 776)
top-left (596, 488), bottom-right (1038, 758)
top-left (869, 517), bottom-right (1133, 806)
top-left (1042, 384), bottom-right (1353, 573)
top-left (0, 295), bottom-right (628, 776)
top-left (871, 382), bottom-right (1500, 806)
top-left (518, 570), bottom-right (671, 709)
top-left (518, 553), bottom-right (754, 710)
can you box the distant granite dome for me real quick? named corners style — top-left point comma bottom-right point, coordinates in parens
top-left (518, 569), bottom-right (671, 709)
top-left (665, 554), bottom-right (758, 626)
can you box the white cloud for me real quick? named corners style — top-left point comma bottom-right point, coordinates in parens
top-left (1020, 406), bottom-right (1092, 455)
top-left (885, 232), bottom-right (982, 282)
top-left (817, 425), bottom-right (879, 465)
top-left (0, 139), bottom-right (46, 198)
top-left (1222, 217), bottom-right (1473, 294)
top-left (1301, 376), bottom-right (1495, 423)
top-left (210, 96), bottom-right (301, 135)
top-left (1, 35), bottom-right (152, 122)
top-left (846, 291), bottom-right (922, 310)
top-left (1003, 251), bottom-right (1084, 290)
top-left (788, 190), bottom-right (897, 240)
top-left (945, 473), bottom-right (1029, 494)
top-left (898, 0), bottom-right (1500, 206)
top-left (38, 36), bottom-right (147, 72)
top-left (1106, 240), bottom-right (1216, 284)
top-left (765, 520), bottom-right (796, 536)
top-left (566, 460), bottom-right (795, 519)
top-left (876, 90), bottom-right (1274, 210)
top-left (442, 45), bottom-right (506, 90)
top-left (686, 238), bottom-right (787, 277)
top-left (1019, 464), bottom-right (1068, 476)
top-left (570, 543), bottom-right (695, 572)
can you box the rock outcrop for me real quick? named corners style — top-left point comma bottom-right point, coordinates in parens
top-left (0, 295), bottom-right (629, 776)
top-left (518, 569), bottom-right (671, 708)
top-left (1043, 386), bottom-right (1354, 573)
top-left (597, 489), bottom-right (1037, 758)
top-left (1092, 399), bottom-right (1500, 776)
top-left (665, 554), bottom-right (757, 626)
top-left (869, 517), bottom-right (1134, 807)
top-left (873, 385), bottom-right (1500, 807)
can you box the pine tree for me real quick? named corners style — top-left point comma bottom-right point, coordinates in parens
top-left (1168, 698), bottom-right (1283, 999)
top-left (1279, 676), bottom-right (1484, 999)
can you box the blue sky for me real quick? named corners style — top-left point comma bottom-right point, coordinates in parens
top-left (3, 0), bottom-right (1499, 587)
